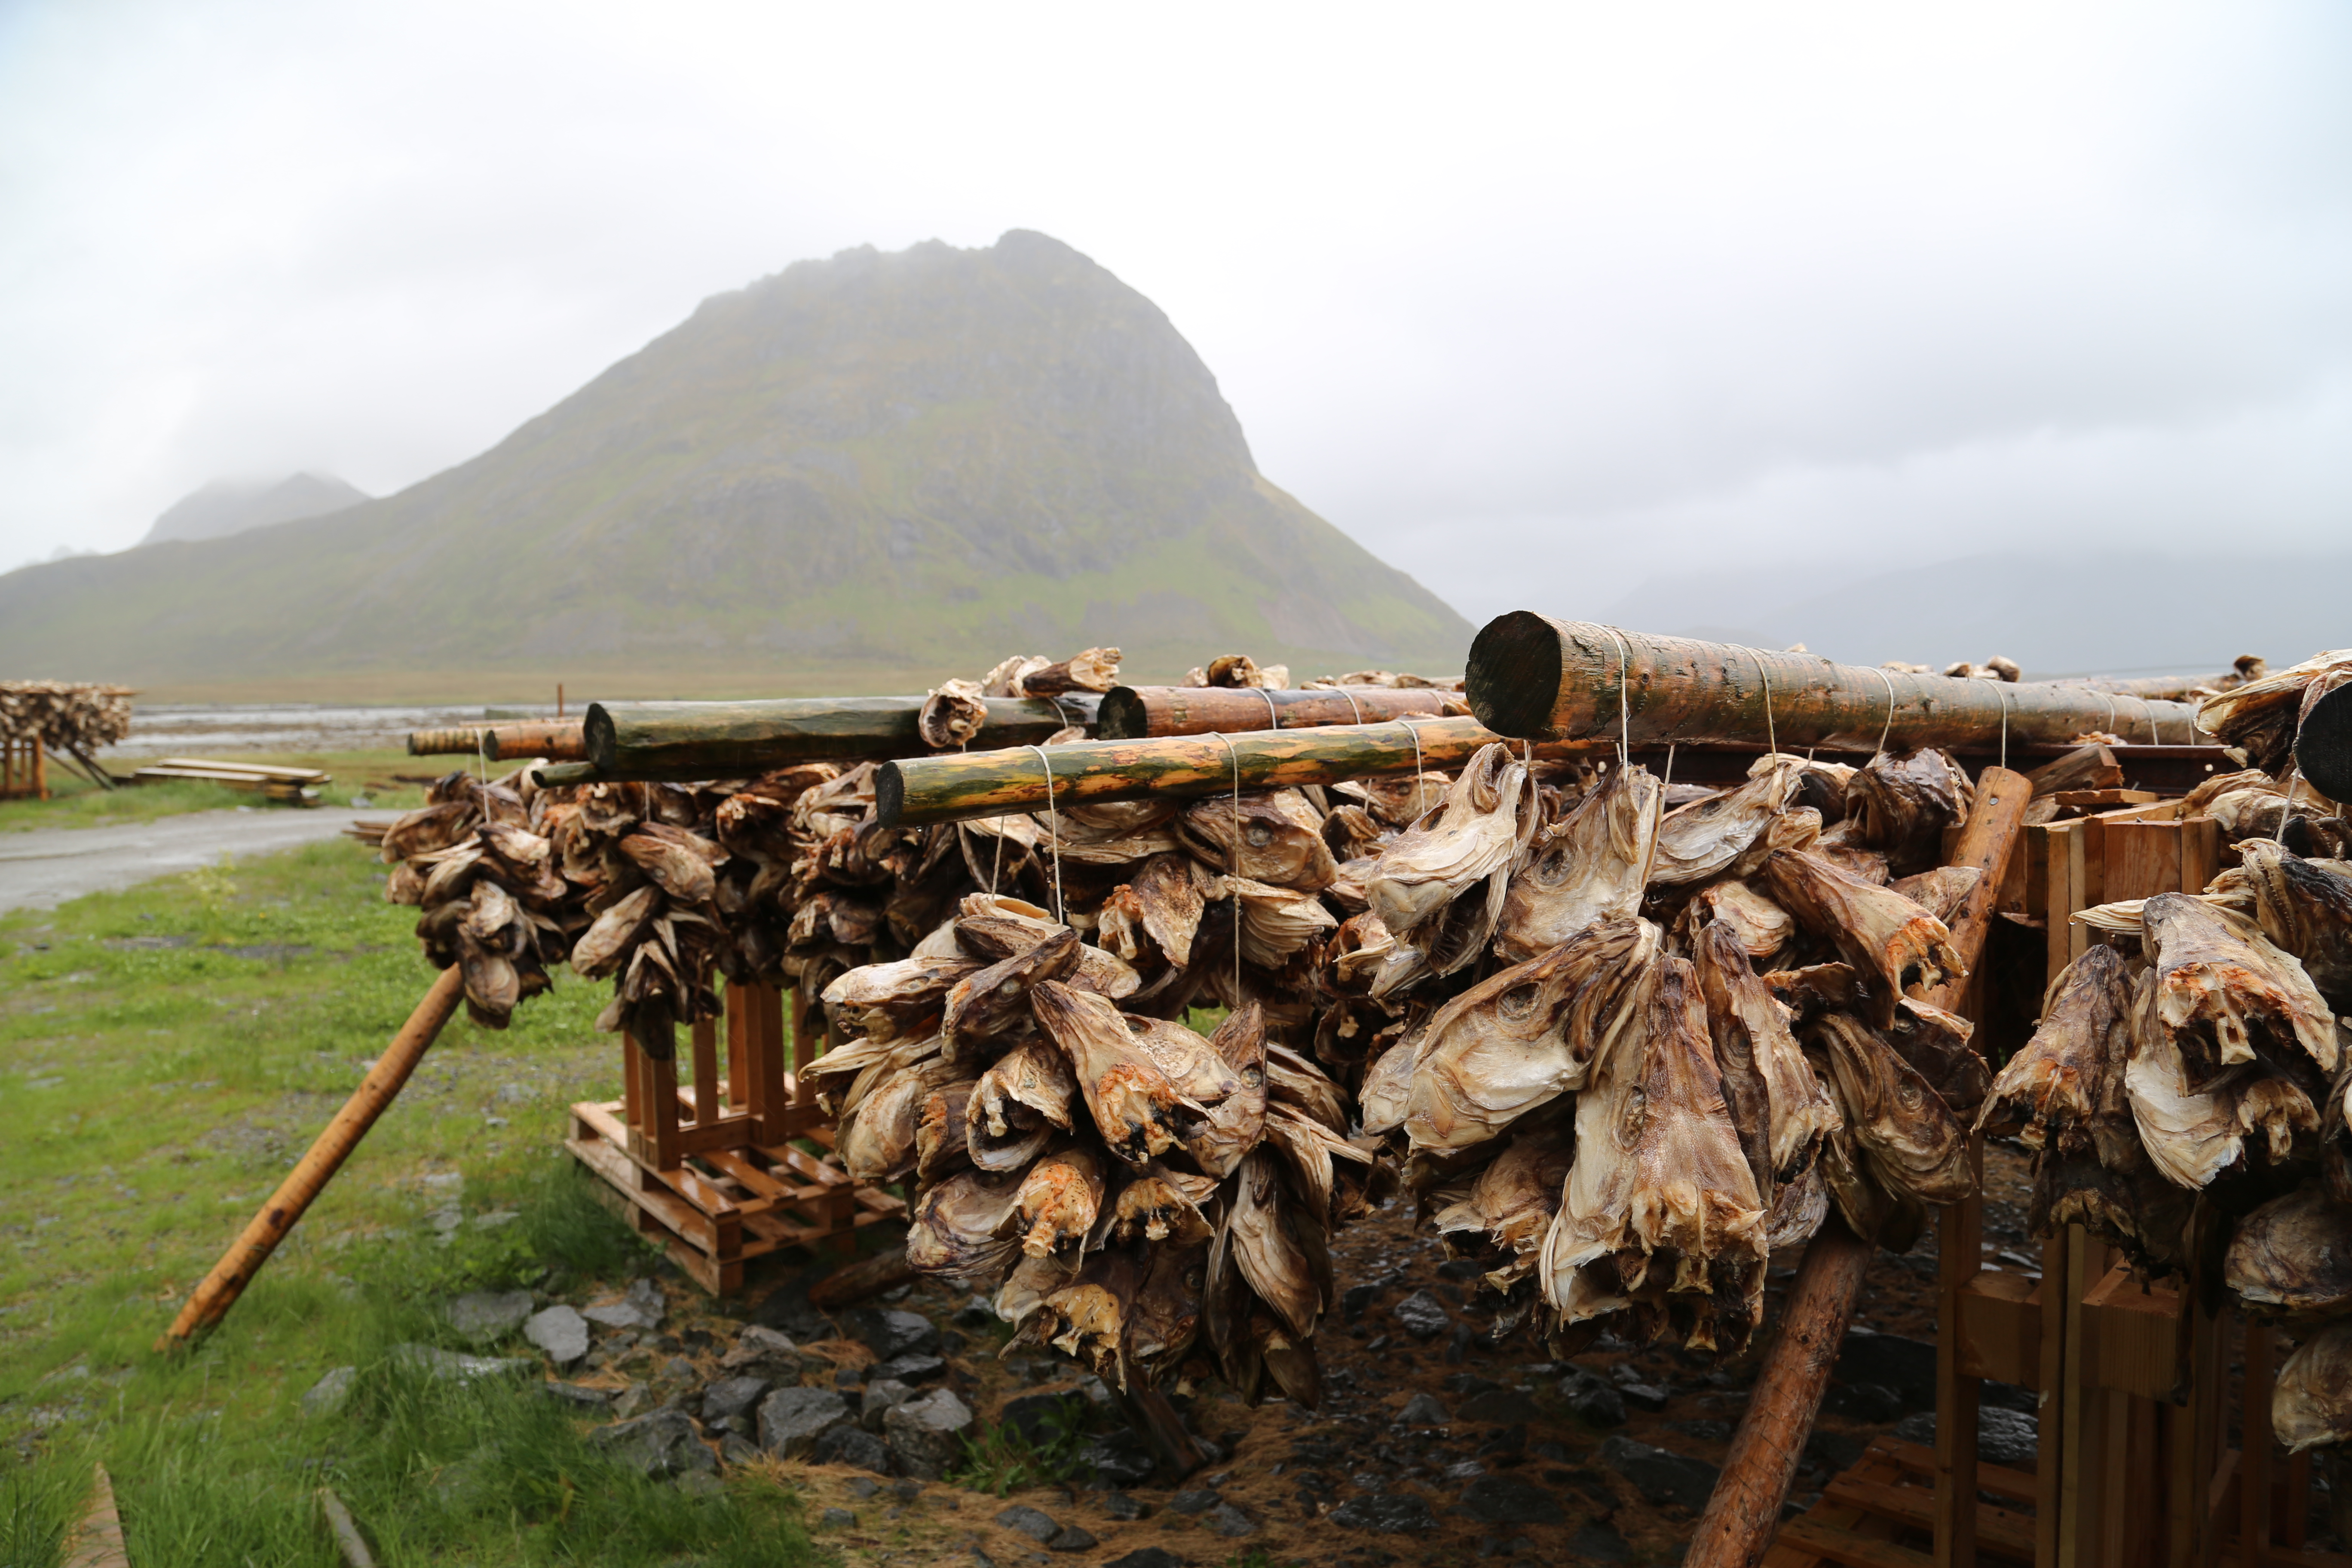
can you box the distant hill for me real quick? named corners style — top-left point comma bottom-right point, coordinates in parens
top-left (138, 473), bottom-right (369, 547)
top-left (1600, 551), bottom-right (2349, 678)
top-left (0, 232), bottom-right (1470, 699)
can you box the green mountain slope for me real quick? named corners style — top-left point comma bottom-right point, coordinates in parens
top-left (1, 232), bottom-right (1470, 700)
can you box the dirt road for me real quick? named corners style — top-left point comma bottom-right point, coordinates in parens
top-left (0, 807), bottom-right (383, 914)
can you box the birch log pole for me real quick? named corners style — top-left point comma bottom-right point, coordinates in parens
top-left (585, 694), bottom-right (1100, 775)
top-left (1466, 614), bottom-right (2204, 749)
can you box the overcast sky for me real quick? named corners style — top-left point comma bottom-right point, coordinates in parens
top-left (3, 2), bottom-right (2347, 624)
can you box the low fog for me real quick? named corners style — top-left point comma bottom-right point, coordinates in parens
top-left (3, 3), bottom-right (2346, 663)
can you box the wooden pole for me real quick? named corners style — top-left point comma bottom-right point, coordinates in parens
top-left (158, 967), bottom-right (465, 1349)
top-left (481, 720), bottom-right (589, 763)
top-left (1464, 614), bottom-right (2204, 749)
top-left (1687, 1218), bottom-right (1877, 1568)
top-left (877, 715), bottom-right (1609, 827)
top-left (584, 693), bottom-right (1102, 775)
top-left (407, 726), bottom-right (487, 756)
top-left (1095, 685), bottom-right (1458, 739)
top-left (1686, 765), bottom-right (2034, 1568)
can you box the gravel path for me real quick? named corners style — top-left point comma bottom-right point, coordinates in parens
top-left (0, 807), bottom-right (383, 913)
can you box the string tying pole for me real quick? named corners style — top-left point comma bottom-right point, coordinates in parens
top-left (1212, 731), bottom-right (1245, 992)
top-left (1868, 666), bottom-right (1898, 762)
top-left (1026, 745), bottom-right (1066, 923)
top-left (1602, 625), bottom-right (1635, 765)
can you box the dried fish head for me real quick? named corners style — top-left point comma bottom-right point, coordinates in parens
top-left (2273, 1319), bottom-right (2352, 1453)
top-left (1431, 1124), bottom-right (1575, 1283)
top-left (822, 952), bottom-right (979, 1042)
top-left (1108, 1162), bottom-right (1219, 1246)
top-left (942, 927), bottom-right (1083, 1058)
top-left (1366, 743), bottom-right (1536, 937)
top-left (1402, 916), bottom-right (1659, 1152)
top-left (1227, 1148), bottom-right (1324, 1338)
top-left (1847, 749), bottom-right (1970, 875)
top-left (1648, 757), bottom-right (1801, 887)
top-left (2197, 649), bottom-right (2352, 775)
top-left (2144, 891), bottom-right (2338, 1086)
top-left (1691, 919), bottom-right (1841, 1192)
top-left (1122, 1015), bottom-right (1243, 1104)
top-left (1675, 881), bottom-right (1795, 962)
top-left (1978, 945), bottom-right (2135, 1147)
top-left (2127, 968), bottom-right (2321, 1188)
top-left (382, 800), bottom-right (481, 862)
top-left (1015, 1145), bottom-right (1106, 1257)
top-left (916, 1081), bottom-right (978, 1184)
top-left (570, 884), bottom-right (661, 980)
top-left (965, 1037), bottom-right (1080, 1172)
top-left (1337, 771), bottom-right (1451, 828)
top-left (1496, 761), bottom-right (1660, 962)
top-left (1261, 1103), bottom-right (1376, 1226)
top-left (993, 1249), bottom-right (1084, 1332)
top-left (1764, 848), bottom-right (1964, 1027)
top-left (2235, 841), bottom-right (2352, 1010)
top-left (1180, 792), bottom-right (1338, 892)
top-left (1763, 1159), bottom-right (1829, 1250)
top-left (919, 678), bottom-right (989, 750)
top-left (1882, 1000), bottom-right (1989, 1125)
top-left (1124, 1240), bottom-right (1209, 1387)
top-left (1805, 1012), bottom-right (1974, 1207)
top-left (906, 1169), bottom-right (1025, 1285)
top-left (1031, 979), bottom-right (1189, 1165)
top-left (1180, 1003), bottom-right (1268, 1178)
top-left (1207, 874), bottom-right (1339, 969)
top-left (840, 1055), bottom-right (961, 1182)
top-left (2226, 1186), bottom-right (2352, 1321)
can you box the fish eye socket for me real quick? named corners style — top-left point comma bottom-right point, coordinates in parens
top-left (1242, 1065), bottom-right (1264, 1086)
top-left (1244, 824), bottom-right (1274, 847)
top-left (1498, 984), bottom-right (1540, 1020)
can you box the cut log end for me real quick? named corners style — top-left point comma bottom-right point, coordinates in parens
top-left (1465, 610), bottom-right (1569, 741)
top-left (1096, 687), bottom-right (1150, 740)
top-left (582, 702), bottom-right (620, 771)
top-left (874, 761), bottom-right (908, 828)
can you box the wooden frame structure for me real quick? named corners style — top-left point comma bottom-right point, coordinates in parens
top-left (1774, 793), bottom-right (2349, 1567)
top-left (0, 735), bottom-right (46, 800)
top-left (566, 980), bottom-right (903, 1293)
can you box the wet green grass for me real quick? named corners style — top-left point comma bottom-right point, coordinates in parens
top-left (0, 840), bottom-right (826, 1565)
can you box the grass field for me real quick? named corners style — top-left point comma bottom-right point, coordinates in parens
top-left (0, 837), bottom-right (825, 1565)
top-left (1, 748), bottom-right (441, 833)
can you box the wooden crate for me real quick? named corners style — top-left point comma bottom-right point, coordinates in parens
top-left (0, 736), bottom-right (46, 801)
top-left (566, 980), bottom-right (903, 1294)
top-left (1769, 1437), bottom-right (2039, 1567)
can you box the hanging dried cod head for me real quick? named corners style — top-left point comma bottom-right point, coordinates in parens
top-left (1180, 792), bottom-right (1338, 892)
top-left (2225, 1186), bottom-right (2352, 1322)
top-left (1432, 1124), bottom-right (1576, 1289)
top-left (1846, 749), bottom-right (1971, 876)
top-left (942, 927), bottom-right (1083, 1058)
top-left (919, 679), bottom-right (989, 750)
top-left (2125, 969), bottom-right (2320, 1190)
top-left (965, 1037), bottom-right (1080, 1172)
top-left (1209, 874), bottom-right (1340, 969)
top-left (1496, 762), bottom-right (1660, 962)
top-left (906, 1169), bottom-right (1024, 1284)
top-left (1889, 866), bottom-right (1980, 925)
top-left (1402, 917), bottom-right (1659, 1153)
top-left (1108, 1162), bottom-right (1220, 1246)
top-left (1804, 1012), bottom-right (1974, 1207)
top-left (1366, 743), bottom-right (1537, 938)
top-left (1030, 980), bottom-right (1190, 1164)
top-left (1978, 945), bottom-right (2137, 1150)
top-left (1544, 957), bottom-right (1767, 1351)
top-left (2233, 841), bottom-right (2352, 1011)
top-left (822, 952), bottom-right (980, 1042)
top-left (1764, 849), bottom-right (1964, 1028)
top-left (916, 1081), bottom-right (977, 1184)
top-left (1225, 1148), bottom-right (1326, 1339)
top-left (1015, 1145), bottom-right (1106, 1257)
top-left (840, 1054), bottom-right (963, 1181)
top-left (2273, 1319), bottom-right (2352, 1454)
top-left (1648, 757), bottom-right (1805, 887)
top-left (1675, 881), bottom-right (1795, 962)
top-left (2143, 891), bottom-right (2338, 1088)
top-left (1179, 1003), bottom-right (1268, 1179)
top-left (1690, 919), bottom-right (1840, 1196)
top-left (1096, 853), bottom-right (1206, 968)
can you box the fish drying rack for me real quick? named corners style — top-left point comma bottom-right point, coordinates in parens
top-left (1776, 782), bottom-right (2349, 1568)
top-left (0, 734), bottom-right (47, 800)
top-left (566, 979), bottom-right (903, 1294)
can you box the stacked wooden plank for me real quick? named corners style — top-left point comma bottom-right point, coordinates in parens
top-left (127, 758), bottom-right (331, 805)
top-left (0, 679), bottom-right (135, 796)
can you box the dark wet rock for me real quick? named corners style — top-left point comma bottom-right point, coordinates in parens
top-left (1398, 1392), bottom-right (1450, 1426)
top-left (542, 1380), bottom-right (612, 1410)
top-left (524, 1304), bottom-right (591, 1366)
top-left (1435, 1257), bottom-right (1487, 1281)
top-left (884, 1387), bottom-right (975, 1479)
top-left (1834, 1330), bottom-right (1939, 1411)
top-left (848, 1308), bottom-right (941, 1361)
top-left (996, 1503), bottom-right (1063, 1542)
top-left (1099, 1491), bottom-right (1146, 1520)
top-left (846, 1476), bottom-right (882, 1498)
top-left (812, 1422), bottom-right (891, 1473)
top-left (819, 1506), bottom-right (855, 1528)
top-left (1670, 1419), bottom-right (1733, 1443)
top-left (1078, 1428), bottom-right (1156, 1487)
top-left (1443, 1322), bottom-right (1475, 1363)
top-left (447, 1289), bottom-right (535, 1342)
top-left (861, 1378), bottom-right (916, 1431)
top-left (1332, 1490), bottom-right (1439, 1532)
top-left (391, 1344), bottom-right (533, 1383)
top-left (1567, 1522), bottom-right (1632, 1562)
top-left (1050, 1525), bottom-right (1100, 1551)
top-left (719, 1432), bottom-right (762, 1467)
top-left (872, 1353), bottom-right (947, 1384)
top-left (1601, 1436), bottom-right (1719, 1511)
top-left (952, 1294), bottom-right (997, 1329)
top-left (1458, 1473), bottom-right (1565, 1526)
top-left (1341, 1282), bottom-right (1382, 1323)
top-left (700, 1375), bottom-right (771, 1427)
top-left (1201, 1502), bottom-right (1256, 1537)
top-left (1616, 1380), bottom-right (1672, 1413)
top-left (757, 1386), bottom-right (853, 1458)
top-left (890, 1478), bottom-right (922, 1501)
top-left (1893, 1406), bottom-right (2038, 1467)
top-left (720, 1324), bottom-right (801, 1376)
top-left (589, 1409), bottom-right (718, 1479)
top-left (1560, 1370), bottom-right (1627, 1427)
top-left (1168, 1489), bottom-right (1221, 1515)
top-left (1458, 1388), bottom-right (1540, 1425)
top-left (1392, 1290), bottom-right (1452, 1341)
top-left (1982, 1379), bottom-right (2038, 1413)
top-left (1104, 1550), bottom-right (1186, 1568)
top-left (582, 1278), bottom-right (667, 1332)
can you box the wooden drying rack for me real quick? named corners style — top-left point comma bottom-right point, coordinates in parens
top-left (566, 980), bottom-right (903, 1294)
top-left (1773, 786), bottom-right (2350, 1567)
top-left (0, 735), bottom-right (47, 801)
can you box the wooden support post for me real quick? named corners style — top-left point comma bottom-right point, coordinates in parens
top-left (689, 1014), bottom-right (719, 1126)
top-left (2244, 1321), bottom-right (2275, 1567)
top-left (160, 968), bottom-right (463, 1347)
top-left (1934, 1139), bottom-right (1985, 1568)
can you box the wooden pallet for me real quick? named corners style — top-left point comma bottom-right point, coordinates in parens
top-left (565, 980), bottom-right (904, 1294)
top-left (1768, 1438), bottom-right (2038, 1567)
top-left (0, 735), bottom-right (46, 800)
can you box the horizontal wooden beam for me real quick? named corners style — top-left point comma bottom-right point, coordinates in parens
top-left (1096, 685), bottom-right (1458, 739)
top-left (584, 693), bottom-right (1101, 776)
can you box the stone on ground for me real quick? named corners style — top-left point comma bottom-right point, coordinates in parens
top-left (589, 1410), bottom-right (718, 1479)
